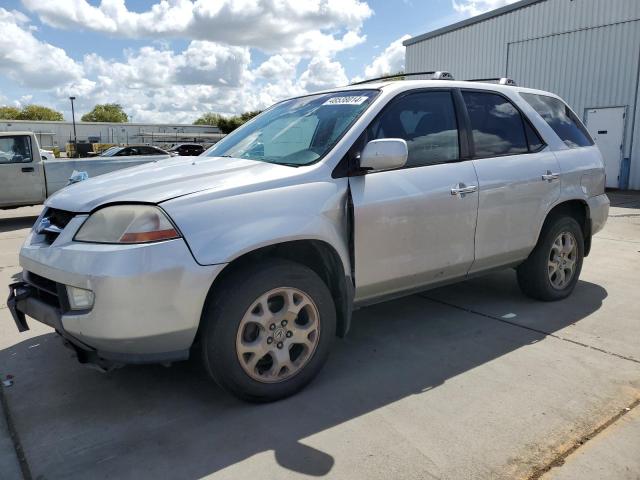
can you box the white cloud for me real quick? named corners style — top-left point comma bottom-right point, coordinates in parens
top-left (22, 0), bottom-right (372, 56)
top-left (81, 43), bottom-right (243, 94)
top-left (16, 94), bottom-right (33, 107)
top-left (0, 8), bottom-right (83, 88)
top-left (53, 45), bottom-right (351, 123)
top-left (2, 1), bottom-right (378, 123)
top-left (452, 0), bottom-right (519, 17)
top-left (62, 41), bottom-right (255, 122)
top-left (176, 41), bottom-right (250, 86)
top-left (355, 34), bottom-right (411, 81)
top-left (298, 56), bottom-right (348, 93)
top-left (254, 55), bottom-right (299, 82)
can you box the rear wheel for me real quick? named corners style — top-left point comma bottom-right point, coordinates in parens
top-left (517, 216), bottom-right (584, 301)
top-left (200, 259), bottom-right (336, 402)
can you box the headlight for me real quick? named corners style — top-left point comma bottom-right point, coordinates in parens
top-left (74, 205), bottom-right (180, 244)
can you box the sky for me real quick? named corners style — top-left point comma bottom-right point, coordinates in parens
top-left (0, 0), bottom-right (518, 123)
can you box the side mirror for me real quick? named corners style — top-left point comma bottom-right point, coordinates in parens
top-left (359, 139), bottom-right (408, 172)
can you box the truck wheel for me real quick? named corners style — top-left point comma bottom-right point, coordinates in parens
top-left (517, 215), bottom-right (584, 301)
top-left (200, 259), bottom-right (336, 402)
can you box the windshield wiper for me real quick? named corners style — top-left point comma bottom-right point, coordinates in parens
top-left (211, 155), bottom-right (300, 167)
top-left (261, 159), bottom-right (300, 167)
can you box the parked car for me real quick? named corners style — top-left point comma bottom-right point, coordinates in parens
top-left (8, 77), bottom-right (609, 402)
top-left (100, 145), bottom-right (170, 157)
top-left (168, 143), bottom-right (205, 156)
top-left (0, 132), bottom-right (168, 209)
top-left (40, 149), bottom-right (56, 161)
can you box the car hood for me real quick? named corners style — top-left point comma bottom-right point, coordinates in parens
top-left (46, 156), bottom-right (297, 212)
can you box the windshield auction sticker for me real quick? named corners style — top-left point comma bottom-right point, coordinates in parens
top-left (323, 96), bottom-right (369, 106)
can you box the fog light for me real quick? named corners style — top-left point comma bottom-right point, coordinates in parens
top-left (66, 286), bottom-right (94, 310)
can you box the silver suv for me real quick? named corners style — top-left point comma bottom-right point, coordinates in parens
top-left (8, 78), bottom-right (609, 401)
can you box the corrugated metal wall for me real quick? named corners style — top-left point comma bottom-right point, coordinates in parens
top-left (508, 21), bottom-right (640, 162)
top-left (405, 0), bottom-right (640, 189)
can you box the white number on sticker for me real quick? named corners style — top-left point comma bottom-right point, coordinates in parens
top-left (323, 96), bottom-right (368, 106)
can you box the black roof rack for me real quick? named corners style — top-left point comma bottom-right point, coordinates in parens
top-left (350, 71), bottom-right (454, 85)
top-left (466, 77), bottom-right (517, 86)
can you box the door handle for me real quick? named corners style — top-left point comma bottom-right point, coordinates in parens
top-left (451, 183), bottom-right (478, 196)
top-left (541, 170), bottom-right (560, 182)
top-left (21, 167), bottom-right (34, 173)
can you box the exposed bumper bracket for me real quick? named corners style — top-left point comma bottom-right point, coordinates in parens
top-left (7, 282), bottom-right (32, 332)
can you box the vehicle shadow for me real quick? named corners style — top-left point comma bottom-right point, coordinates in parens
top-left (607, 190), bottom-right (640, 209)
top-left (0, 216), bottom-right (38, 234)
top-left (0, 275), bottom-right (607, 479)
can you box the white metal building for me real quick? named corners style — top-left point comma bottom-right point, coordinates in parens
top-left (0, 120), bottom-right (222, 151)
top-left (404, 0), bottom-right (640, 190)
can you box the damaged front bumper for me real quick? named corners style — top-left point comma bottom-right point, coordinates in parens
top-left (7, 281), bottom-right (119, 371)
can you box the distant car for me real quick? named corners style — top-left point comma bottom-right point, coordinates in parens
top-left (167, 144), bottom-right (205, 156)
top-left (40, 149), bottom-right (55, 161)
top-left (100, 145), bottom-right (170, 157)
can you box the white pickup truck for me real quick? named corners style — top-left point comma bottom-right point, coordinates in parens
top-left (0, 131), bottom-right (170, 209)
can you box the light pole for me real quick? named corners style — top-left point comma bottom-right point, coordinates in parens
top-left (69, 96), bottom-right (77, 156)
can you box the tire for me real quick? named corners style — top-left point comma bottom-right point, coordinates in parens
top-left (517, 215), bottom-right (584, 301)
top-left (200, 258), bottom-right (336, 402)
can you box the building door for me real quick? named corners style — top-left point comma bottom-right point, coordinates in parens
top-left (586, 107), bottom-right (625, 188)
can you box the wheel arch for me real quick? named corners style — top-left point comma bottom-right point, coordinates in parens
top-left (197, 239), bottom-right (354, 345)
top-left (540, 199), bottom-right (592, 256)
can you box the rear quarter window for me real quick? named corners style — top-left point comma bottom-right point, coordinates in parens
top-left (520, 93), bottom-right (594, 148)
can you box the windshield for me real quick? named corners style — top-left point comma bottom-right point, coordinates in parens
top-left (101, 147), bottom-right (122, 157)
top-left (205, 90), bottom-right (378, 166)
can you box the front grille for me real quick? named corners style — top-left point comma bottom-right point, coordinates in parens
top-left (24, 271), bottom-right (62, 309)
top-left (39, 208), bottom-right (75, 245)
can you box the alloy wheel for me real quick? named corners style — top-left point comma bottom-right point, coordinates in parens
top-left (548, 231), bottom-right (578, 290)
top-left (235, 287), bottom-right (320, 383)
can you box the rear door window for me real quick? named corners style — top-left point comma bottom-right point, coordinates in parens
top-left (520, 93), bottom-right (593, 148)
top-left (462, 91), bottom-right (528, 158)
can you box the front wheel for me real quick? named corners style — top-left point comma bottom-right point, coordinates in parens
top-left (517, 216), bottom-right (584, 301)
top-left (200, 259), bottom-right (336, 402)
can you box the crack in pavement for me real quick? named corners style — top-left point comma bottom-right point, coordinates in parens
top-left (527, 398), bottom-right (640, 479)
top-left (417, 294), bottom-right (640, 365)
top-left (0, 384), bottom-right (32, 480)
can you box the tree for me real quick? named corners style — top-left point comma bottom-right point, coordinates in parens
top-left (0, 106), bottom-right (21, 119)
top-left (18, 104), bottom-right (64, 121)
top-left (193, 110), bottom-right (262, 134)
top-left (81, 103), bottom-right (128, 123)
top-left (0, 104), bottom-right (63, 121)
top-left (193, 112), bottom-right (224, 127)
